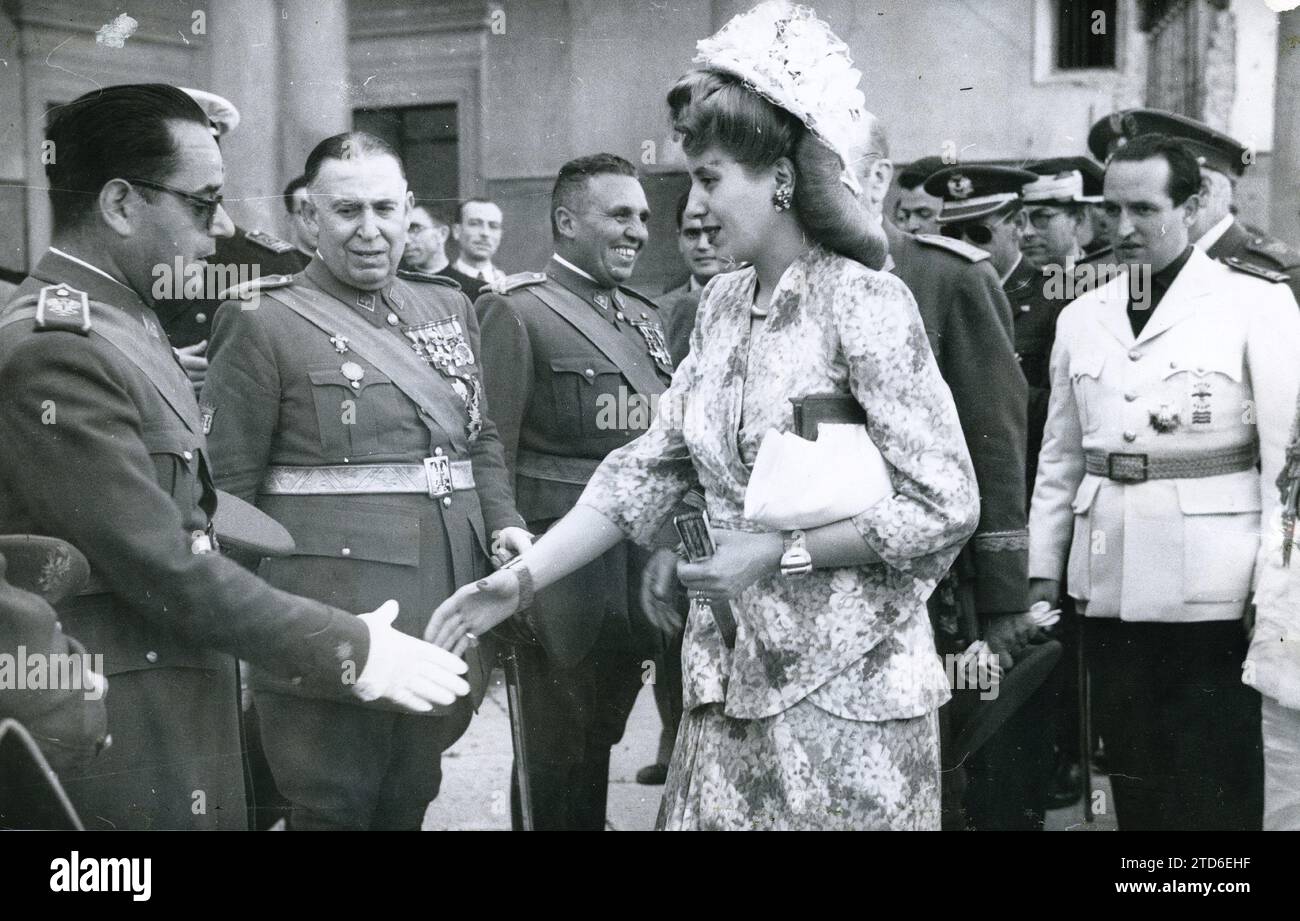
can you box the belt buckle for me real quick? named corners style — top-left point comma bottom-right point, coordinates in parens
top-left (423, 455), bottom-right (454, 498)
top-left (1107, 452), bottom-right (1148, 482)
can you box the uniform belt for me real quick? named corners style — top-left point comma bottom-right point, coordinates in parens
top-left (1084, 443), bottom-right (1259, 483)
top-left (515, 449), bottom-right (602, 486)
top-left (259, 458), bottom-right (475, 497)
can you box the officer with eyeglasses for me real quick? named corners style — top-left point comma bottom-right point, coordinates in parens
top-left (0, 83), bottom-right (473, 830)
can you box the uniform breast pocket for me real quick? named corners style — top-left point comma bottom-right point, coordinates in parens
top-left (140, 427), bottom-right (204, 515)
top-left (1069, 353), bottom-right (1106, 434)
top-left (1160, 350), bottom-right (1245, 436)
top-left (307, 367), bottom-right (402, 459)
top-left (549, 356), bottom-right (627, 438)
top-left (1176, 475), bottom-right (1261, 605)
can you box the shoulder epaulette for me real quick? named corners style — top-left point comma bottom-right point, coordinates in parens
top-left (495, 271), bottom-right (548, 294)
top-left (1245, 235), bottom-right (1300, 269)
top-left (217, 274), bottom-right (295, 301)
top-left (396, 268), bottom-right (461, 289)
top-left (34, 284), bottom-right (91, 335)
top-left (913, 233), bottom-right (991, 263)
top-left (1223, 256), bottom-right (1289, 284)
top-left (244, 230), bottom-right (296, 255)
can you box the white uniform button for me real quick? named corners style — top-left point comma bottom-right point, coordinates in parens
top-left (341, 547), bottom-right (351, 557)
top-left (442, 496), bottom-right (453, 507)
top-left (182, 450), bottom-right (193, 461)
top-left (1019, 304), bottom-right (1031, 313)
top-left (145, 651), bottom-right (158, 663)
top-left (387, 313), bottom-right (399, 326)
top-left (584, 369), bottom-right (595, 380)
top-left (1128, 350), bottom-right (1141, 361)
top-left (434, 447), bottom-right (444, 456)
top-left (1123, 431), bottom-right (1137, 443)
top-left (195, 313), bottom-right (207, 324)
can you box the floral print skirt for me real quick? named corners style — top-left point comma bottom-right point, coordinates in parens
top-left (656, 699), bottom-right (941, 831)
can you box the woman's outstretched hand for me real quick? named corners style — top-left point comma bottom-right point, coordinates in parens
top-left (424, 569), bottom-right (521, 657)
top-left (677, 529), bottom-right (783, 600)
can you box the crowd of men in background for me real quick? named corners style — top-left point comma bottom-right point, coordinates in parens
top-left (2, 81), bottom-right (1299, 832)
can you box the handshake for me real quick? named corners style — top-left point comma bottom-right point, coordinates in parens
top-left (349, 526), bottom-right (535, 712)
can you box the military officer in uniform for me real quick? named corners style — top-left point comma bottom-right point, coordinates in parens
top-left (833, 125), bottom-right (1048, 828)
top-left (0, 84), bottom-right (469, 831)
top-left (474, 153), bottom-right (676, 830)
top-left (1028, 134), bottom-right (1300, 829)
top-left (1089, 108), bottom-right (1300, 305)
top-left (201, 131), bottom-right (529, 830)
top-left (926, 165), bottom-right (1054, 501)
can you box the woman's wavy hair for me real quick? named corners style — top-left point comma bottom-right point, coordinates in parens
top-left (666, 69), bottom-right (885, 270)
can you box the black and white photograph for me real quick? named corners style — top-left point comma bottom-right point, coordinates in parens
top-left (0, 0), bottom-right (1297, 869)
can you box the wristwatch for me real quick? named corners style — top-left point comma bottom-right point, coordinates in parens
top-left (780, 529), bottom-right (813, 577)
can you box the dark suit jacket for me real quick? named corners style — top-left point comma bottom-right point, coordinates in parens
top-left (440, 265), bottom-right (490, 302)
top-left (887, 225), bottom-right (1029, 627)
top-left (0, 250), bottom-right (367, 829)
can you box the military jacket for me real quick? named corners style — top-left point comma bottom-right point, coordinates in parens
top-left (1029, 249), bottom-right (1300, 623)
top-left (888, 227), bottom-right (1029, 630)
top-left (155, 226), bottom-right (310, 349)
top-left (475, 256), bottom-right (675, 664)
top-left (0, 250), bottom-right (367, 829)
top-left (1204, 217), bottom-right (1300, 306)
top-left (1004, 254), bottom-right (1061, 497)
top-left (201, 259), bottom-right (522, 699)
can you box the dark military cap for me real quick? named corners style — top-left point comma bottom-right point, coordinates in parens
top-left (897, 155), bottom-right (948, 189)
top-left (212, 490), bottom-right (295, 564)
top-left (0, 536), bottom-right (89, 604)
top-left (1088, 108), bottom-right (1251, 178)
top-left (924, 165), bottom-right (1038, 223)
top-left (1027, 156), bottom-right (1105, 202)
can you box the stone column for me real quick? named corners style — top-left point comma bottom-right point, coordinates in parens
top-left (1272, 9), bottom-right (1300, 245)
top-left (280, 0), bottom-right (351, 181)
top-left (205, 0), bottom-right (281, 233)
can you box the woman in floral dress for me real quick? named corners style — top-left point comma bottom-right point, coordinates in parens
top-left (427, 2), bottom-right (978, 830)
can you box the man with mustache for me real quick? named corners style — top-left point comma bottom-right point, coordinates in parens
top-left (0, 87), bottom-right (469, 830)
top-left (200, 131), bottom-right (530, 829)
top-left (474, 153), bottom-right (677, 830)
top-left (1028, 134), bottom-right (1300, 829)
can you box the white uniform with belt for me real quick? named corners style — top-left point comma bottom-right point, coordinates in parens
top-left (1029, 248), bottom-right (1300, 620)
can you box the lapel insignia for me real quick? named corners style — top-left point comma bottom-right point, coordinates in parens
top-left (631, 317), bottom-right (674, 372)
top-left (200, 404), bottom-right (217, 435)
top-left (357, 292), bottom-right (377, 312)
top-left (594, 292), bottom-right (610, 310)
top-left (329, 332), bottom-right (350, 354)
top-left (35, 284), bottom-right (91, 334)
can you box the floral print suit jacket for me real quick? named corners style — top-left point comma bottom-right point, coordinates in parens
top-left (579, 247), bottom-right (979, 722)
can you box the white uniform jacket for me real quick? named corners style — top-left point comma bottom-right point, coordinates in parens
top-left (1029, 248), bottom-right (1300, 622)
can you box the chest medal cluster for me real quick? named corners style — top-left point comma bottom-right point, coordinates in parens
top-left (401, 316), bottom-right (483, 440)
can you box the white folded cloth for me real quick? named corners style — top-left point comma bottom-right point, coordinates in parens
top-left (744, 423), bottom-right (891, 529)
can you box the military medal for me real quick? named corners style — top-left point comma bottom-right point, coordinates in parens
top-left (401, 317), bottom-right (482, 440)
top-left (631, 318), bottom-right (674, 371)
top-left (1149, 403), bottom-right (1181, 434)
top-left (329, 333), bottom-right (350, 354)
top-left (341, 361), bottom-right (365, 389)
top-left (1190, 379), bottom-right (1213, 427)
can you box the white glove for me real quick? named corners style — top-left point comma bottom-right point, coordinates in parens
top-left (353, 600), bottom-right (471, 712)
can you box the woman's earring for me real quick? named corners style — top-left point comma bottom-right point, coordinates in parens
top-left (772, 185), bottom-right (793, 212)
